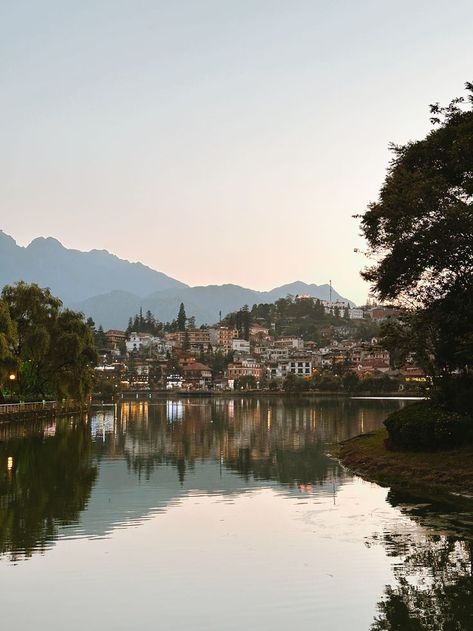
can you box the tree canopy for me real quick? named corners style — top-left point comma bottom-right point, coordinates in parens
top-left (359, 83), bottom-right (473, 407)
top-left (360, 82), bottom-right (473, 305)
top-left (0, 282), bottom-right (97, 401)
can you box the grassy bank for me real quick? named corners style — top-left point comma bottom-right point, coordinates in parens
top-left (336, 429), bottom-right (473, 499)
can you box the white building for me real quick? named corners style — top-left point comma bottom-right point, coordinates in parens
top-left (232, 338), bottom-right (250, 354)
top-left (126, 332), bottom-right (162, 353)
top-left (348, 308), bottom-right (364, 320)
top-left (269, 358), bottom-right (313, 379)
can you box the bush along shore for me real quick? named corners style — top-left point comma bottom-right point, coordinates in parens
top-left (336, 400), bottom-right (473, 500)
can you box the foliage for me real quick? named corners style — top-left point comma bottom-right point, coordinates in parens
top-left (126, 308), bottom-right (163, 336)
top-left (384, 401), bottom-right (473, 451)
top-left (283, 373), bottom-right (308, 392)
top-left (0, 299), bottom-right (17, 400)
top-left (234, 375), bottom-right (257, 390)
top-left (360, 83), bottom-right (473, 305)
top-left (359, 83), bottom-right (473, 403)
top-left (310, 372), bottom-right (342, 391)
top-left (224, 295), bottom-right (368, 343)
top-left (1, 282), bottom-right (97, 401)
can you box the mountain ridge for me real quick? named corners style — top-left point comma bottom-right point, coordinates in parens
top-left (0, 231), bottom-right (354, 328)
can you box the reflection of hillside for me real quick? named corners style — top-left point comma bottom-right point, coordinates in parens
top-left (0, 397), bottom-right (406, 559)
top-left (94, 398), bottom-right (404, 487)
top-left (0, 418), bottom-right (97, 561)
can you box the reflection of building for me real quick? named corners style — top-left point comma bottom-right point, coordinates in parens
top-left (167, 400), bottom-right (184, 422)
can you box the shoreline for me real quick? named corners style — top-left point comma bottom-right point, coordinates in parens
top-left (335, 429), bottom-right (473, 503)
top-left (110, 389), bottom-right (423, 402)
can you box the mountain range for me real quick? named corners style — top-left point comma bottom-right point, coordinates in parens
top-left (0, 230), bottom-right (353, 328)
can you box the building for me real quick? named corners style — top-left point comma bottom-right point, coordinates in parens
top-left (209, 326), bottom-right (238, 354)
top-left (126, 332), bottom-right (162, 353)
top-left (348, 308), bottom-right (364, 320)
top-left (105, 330), bottom-right (126, 352)
top-left (269, 358), bottom-right (313, 379)
top-left (232, 338), bottom-right (250, 354)
top-left (368, 306), bottom-right (402, 321)
top-left (227, 358), bottom-right (262, 380)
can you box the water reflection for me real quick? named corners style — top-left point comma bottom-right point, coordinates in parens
top-left (0, 397), bottom-right (400, 560)
top-left (0, 417), bottom-right (96, 561)
top-left (4, 397), bottom-right (473, 629)
top-left (369, 490), bottom-right (473, 630)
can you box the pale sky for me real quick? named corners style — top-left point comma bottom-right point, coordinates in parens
top-left (1, 0), bottom-right (472, 304)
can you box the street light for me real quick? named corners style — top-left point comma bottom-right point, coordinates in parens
top-left (8, 373), bottom-right (16, 400)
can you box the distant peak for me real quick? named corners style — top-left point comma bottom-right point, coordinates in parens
top-left (0, 230), bottom-right (17, 247)
top-left (27, 236), bottom-right (65, 250)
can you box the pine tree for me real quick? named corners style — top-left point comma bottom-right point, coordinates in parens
top-left (177, 303), bottom-right (187, 331)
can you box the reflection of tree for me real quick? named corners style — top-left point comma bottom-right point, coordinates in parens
top-left (0, 419), bottom-right (97, 561)
top-left (369, 493), bottom-right (473, 630)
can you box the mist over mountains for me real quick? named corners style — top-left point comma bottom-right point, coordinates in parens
top-left (0, 231), bottom-right (353, 328)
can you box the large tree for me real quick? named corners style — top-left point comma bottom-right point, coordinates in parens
top-left (359, 83), bottom-right (473, 404)
top-left (360, 83), bottom-right (473, 305)
top-left (177, 302), bottom-right (187, 332)
top-left (1, 282), bottom-right (97, 401)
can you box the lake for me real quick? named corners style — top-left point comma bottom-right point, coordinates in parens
top-left (1, 396), bottom-right (472, 630)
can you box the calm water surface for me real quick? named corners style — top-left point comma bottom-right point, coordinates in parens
top-left (1, 396), bottom-right (472, 630)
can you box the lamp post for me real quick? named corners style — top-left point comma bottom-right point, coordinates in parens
top-left (9, 373), bottom-right (16, 401)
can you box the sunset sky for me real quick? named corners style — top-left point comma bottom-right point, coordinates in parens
top-left (1, 0), bottom-right (473, 304)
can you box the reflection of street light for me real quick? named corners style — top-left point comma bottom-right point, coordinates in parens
top-left (8, 373), bottom-right (16, 400)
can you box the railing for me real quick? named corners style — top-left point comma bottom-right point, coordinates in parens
top-left (0, 401), bottom-right (58, 415)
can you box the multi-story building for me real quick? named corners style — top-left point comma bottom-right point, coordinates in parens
top-left (227, 358), bottom-right (262, 380)
top-left (269, 358), bottom-right (313, 379)
top-left (209, 326), bottom-right (238, 354)
top-left (105, 330), bottom-right (126, 353)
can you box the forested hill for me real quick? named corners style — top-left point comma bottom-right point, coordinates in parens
top-left (223, 297), bottom-right (377, 343)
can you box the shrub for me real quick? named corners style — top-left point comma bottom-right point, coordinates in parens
top-left (384, 401), bottom-right (473, 451)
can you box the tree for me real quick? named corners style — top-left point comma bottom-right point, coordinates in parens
top-left (0, 299), bottom-right (17, 401)
top-left (283, 373), bottom-right (307, 392)
top-left (177, 303), bottom-right (187, 332)
top-left (360, 83), bottom-right (473, 305)
top-left (359, 83), bottom-right (473, 407)
top-left (1, 282), bottom-right (97, 401)
top-left (234, 375), bottom-right (257, 390)
top-left (95, 325), bottom-right (107, 350)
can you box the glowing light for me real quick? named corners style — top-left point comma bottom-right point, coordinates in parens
top-left (7, 457), bottom-right (13, 471)
top-left (9, 374), bottom-right (16, 381)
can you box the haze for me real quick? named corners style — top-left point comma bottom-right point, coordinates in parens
top-left (1, 0), bottom-right (472, 304)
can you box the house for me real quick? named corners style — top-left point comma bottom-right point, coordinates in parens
top-left (105, 330), bottom-right (126, 353)
top-left (232, 338), bottom-right (250, 354)
top-left (181, 362), bottom-right (213, 389)
top-left (348, 308), bottom-right (364, 320)
top-left (126, 332), bottom-right (162, 353)
top-left (227, 358), bottom-right (262, 380)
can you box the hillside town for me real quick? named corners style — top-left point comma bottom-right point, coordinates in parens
top-left (93, 297), bottom-right (424, 395)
